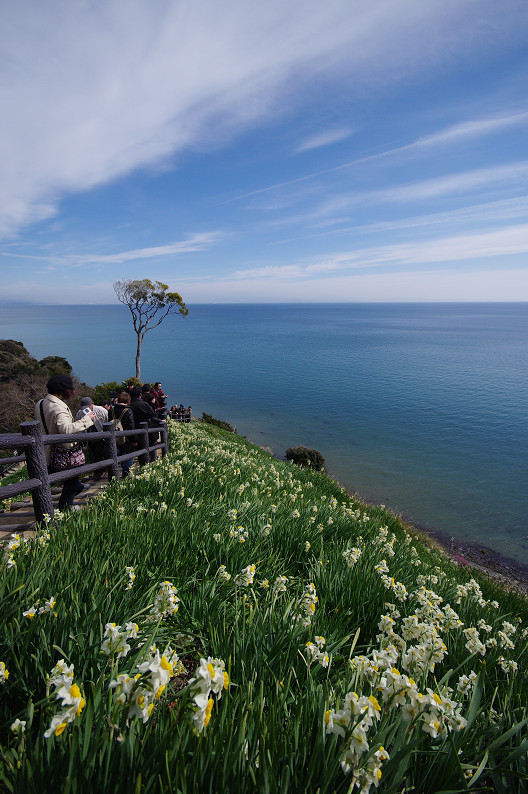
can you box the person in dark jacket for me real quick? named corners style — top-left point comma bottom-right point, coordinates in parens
top-left (108, 391), bottom-right (136, 478)
top-left (130, 386), bottom-right (165, 428)
top-left (153, 382), bottom-right (167, 409)
top-left (130, 386), bottom-right (166, 462)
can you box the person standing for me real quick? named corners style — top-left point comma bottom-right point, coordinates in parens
top-left (130, 386), bottom-right (165, 428)
top-left (35, 375), bottom-right (95, 511)
top-left (153, 382), bottom-right (167, 409)
top-left (76, 397), bottom-right (107, 479)
top-left (108, 392), bottom-right (136, 478)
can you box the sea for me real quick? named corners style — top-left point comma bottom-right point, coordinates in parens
top-left (1, 302), bottom-right (527, 563)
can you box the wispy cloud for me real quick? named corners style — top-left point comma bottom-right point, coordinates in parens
top-left (407, 112), bottom-right (528, 150)
top-left (296, 128), bottom-right (353, 153)
top-left (252, 163), bottom-right (528, 233)
top-left (380, 162), bottom-right (528, 203)
top-left (229, 224), bottom-right (528, 279)
top-left (2, 0), bottom-right (527, 238)
top-left (232, 113), bottom-right (528, 203)
top-left (332, 197), bottom-right (528, 235)
top-left (1, 233), bottom-right (223, 267)
top-left (170, 267), bottom-right (528, 303)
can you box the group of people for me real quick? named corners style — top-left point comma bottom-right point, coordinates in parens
top-left (35, 375), bottom-right (171, 511)
top-left (169, 404), bottom-right (192, 421)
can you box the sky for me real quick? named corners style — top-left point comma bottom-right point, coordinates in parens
top-left (1, 0), bottom-right (528, 304)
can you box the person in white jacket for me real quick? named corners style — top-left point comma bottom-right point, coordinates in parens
top-left (35, 374), bottom-right (95, 510)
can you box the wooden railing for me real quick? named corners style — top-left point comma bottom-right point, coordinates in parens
top-left (0, 420), bottom-right (168, 525)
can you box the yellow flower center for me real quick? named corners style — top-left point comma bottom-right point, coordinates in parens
top-left (77, 698), bottom-right (86, 716)
top-left (161, 656), bottom-right (173, 675)
top-left (207, 663), bottom-right (215, 679)
top-left (204, 698), bottom-right (214, 727)
top-left (223, 671), bottom-right (229, 690)
top-left (70, 683), bottom-right (81, 699)
top-left (369, 695), bottom-right (381, 712)
top-left (155, 685), bottom-right (166, 700)
top-left (55, 722), bottom-right (67, 736)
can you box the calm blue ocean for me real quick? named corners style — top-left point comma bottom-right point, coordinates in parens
top-left (1, 302), bottom-right (527, 562)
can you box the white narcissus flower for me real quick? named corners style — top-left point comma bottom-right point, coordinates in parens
top-left (10, 718), bottom-right (26, 734)
top-left (137, 649), bottom-right (175, 700)
top-left (151, 581), bottom-right (180, 619)
top-left (44, 661), bottom-right (85, 739)
top-left (217, 565), bottom-right (231, 581)
top-left (38, 597), bottom-right (56, 614)
top-left (272, 575), bottom-right (289, 594)
top-left (190, 658), bottom-right (229, 699)
top-left (189, 657), bottom-right (229, 733)
top-left (0, 661), bottom-right (9, 683)
top-left (125, 566), bottom-right (135, 590)
top-left (192, 697), bottom-right (214, 732)
top-left (234, 564), bottom-right (256, 587)
top-left (109, 645), bottom-right (184, 724)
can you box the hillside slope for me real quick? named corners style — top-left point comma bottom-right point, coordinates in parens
top-left (1, 421), bottom-right (527, 793)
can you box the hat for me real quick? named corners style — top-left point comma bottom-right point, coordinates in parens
top-left (80, 396), bottom-right (93, 407)
top-left (47, 374), bottom-right (74, 393)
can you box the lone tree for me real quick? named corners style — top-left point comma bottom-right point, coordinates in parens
top-left (113, 279), bottom-right (188, 379)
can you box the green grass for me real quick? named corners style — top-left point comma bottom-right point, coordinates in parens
top-left (1, 421), bottom-right (527, 793)
top-left (0, 465), bottom-right (30, 508)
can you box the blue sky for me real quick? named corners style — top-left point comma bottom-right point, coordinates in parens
top-left (1, 0), bottom-right (528, 303)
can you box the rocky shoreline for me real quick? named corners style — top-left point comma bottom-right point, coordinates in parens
top-left (371, 505), bottom-right (528, 595)
top-left (356, 492), bottom-right (528, 594)
top-left (427, 527), bottom-right (528, 594)
top-left (263, 444), bottom-right (528, 595)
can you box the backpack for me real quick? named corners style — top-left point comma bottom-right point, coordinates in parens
top-left (112, 407), bottom-right (130, 435)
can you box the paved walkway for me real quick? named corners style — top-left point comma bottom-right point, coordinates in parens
top-left (0, 474), bottom-right (109, 541)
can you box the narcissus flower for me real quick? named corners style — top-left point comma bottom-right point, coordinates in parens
top-left (234, 564), bottom-right (256, 587)
top-left (10, 718), bottom-right (26, 734)
top-left (151, 580), bottom-right (180, 619)
top-left (44, 660), bottom-right (85, 739)
top-left (189, 657), bottom-right (229, 733)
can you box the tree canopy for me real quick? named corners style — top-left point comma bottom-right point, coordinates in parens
top-left (113, 279), bottom-right (188, 379)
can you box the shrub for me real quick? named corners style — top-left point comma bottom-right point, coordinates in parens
top-left (201, 412), bottom-right (236, 433)
top-left (285, 445), bottom-right (326, 472)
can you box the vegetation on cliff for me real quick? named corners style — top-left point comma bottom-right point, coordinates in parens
top-left (0, 340), bottom-right (93, 434)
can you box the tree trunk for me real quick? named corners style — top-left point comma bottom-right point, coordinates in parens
top-left (136, 335), bottom-right (142, 379)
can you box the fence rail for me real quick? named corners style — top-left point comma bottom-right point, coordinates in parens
top-left (0, 420), bottom-right (168, 525)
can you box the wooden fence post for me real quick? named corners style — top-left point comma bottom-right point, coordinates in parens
top-left (102, 421), bottom-right (119, 481)
top-left (138, 422), bottom-right (150, 466)
top-left (160, 422), bottom-right (168, 457)
top-left (20, 420), bottom-right (54, 524)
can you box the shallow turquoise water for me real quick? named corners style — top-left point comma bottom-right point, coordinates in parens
top-left (1, 302), bottom-right (527, 562)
